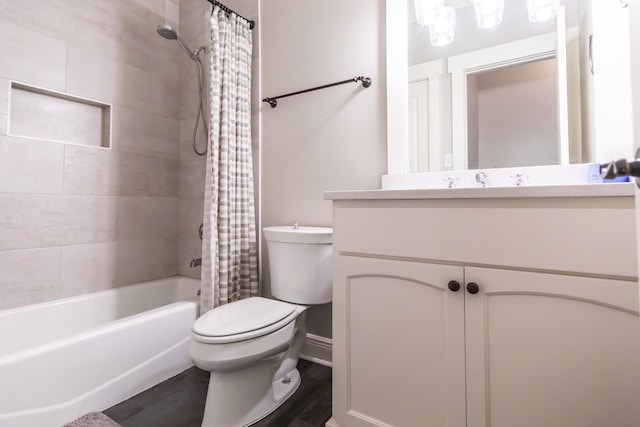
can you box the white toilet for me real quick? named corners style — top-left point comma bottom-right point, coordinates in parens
top-left (188, 225), bottom-right (332, 427)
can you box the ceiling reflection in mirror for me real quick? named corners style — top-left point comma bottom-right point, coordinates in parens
top-left (402, 0), bottom-right (633, 173)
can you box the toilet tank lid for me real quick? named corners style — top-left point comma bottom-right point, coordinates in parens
top-left (192, 297), bottom-right (297, 338)
top-left (263, 226), bottom-right (332, 244)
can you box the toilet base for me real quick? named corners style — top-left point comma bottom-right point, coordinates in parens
top-left (201, 360), bottom-right (301, 427)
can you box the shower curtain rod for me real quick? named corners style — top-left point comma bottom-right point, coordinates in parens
top-left (262, 76), bottom-right (372, 108)
top-left (207, 0), bottom-right (255, 29)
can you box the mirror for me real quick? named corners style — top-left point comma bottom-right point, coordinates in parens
top-left (386, 0), bottom-right (634, 175)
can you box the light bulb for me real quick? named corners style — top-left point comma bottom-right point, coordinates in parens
top-left (526, 0), bottom-right (560, 23)
top-left (414, 0), bottom-right (444, 26)
top-left (471, 0), bottom-right (505, 29)
top-left (429, 6), bottom-right (456, 47)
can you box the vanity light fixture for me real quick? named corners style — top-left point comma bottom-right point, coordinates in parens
top-left (429, 6), bottom-right (457, 46)
top-left (471, 0), bottom-right (505, 29)
top-left (414, 0), bottom-right (445, 26)
top-left (526, 0), bottom-right (560, 22)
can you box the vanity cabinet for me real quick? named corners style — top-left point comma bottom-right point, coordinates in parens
top-left (327, 192), bottom-right (640, 427)
top-left (333, 256), bottom-right (466, 427)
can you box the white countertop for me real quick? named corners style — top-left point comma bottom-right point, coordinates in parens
top-left (324, 183), bottom-right (636, 200)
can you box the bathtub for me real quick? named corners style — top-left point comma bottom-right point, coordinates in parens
top-left (0, 275), bottom-right (201, 427)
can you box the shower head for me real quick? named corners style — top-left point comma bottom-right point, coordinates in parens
top-left (156, 24), bottom-right (178, 40)
top-left (156, 24), bottom-right (199, 60)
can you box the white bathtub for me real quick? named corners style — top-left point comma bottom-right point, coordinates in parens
top-left (0, 275), bottom-right (201, 427)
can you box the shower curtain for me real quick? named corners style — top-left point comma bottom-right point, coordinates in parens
top-left (200, 7), bottom-right (258, 314)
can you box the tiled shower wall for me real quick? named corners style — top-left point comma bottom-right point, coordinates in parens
top-left (0, 0), bottom-right (182, 310)
top-left (0, 0), bottom-right (261, 310)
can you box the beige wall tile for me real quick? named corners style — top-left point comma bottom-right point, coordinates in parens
top-left (64, 146), bottom-right (178, 197)
top-left (119, 107), bottom-right (179, 158)
top-left (0, 0), bottom-right (123, 64)
top-left (179, 0), bottom-right (208, 43)
top-left (0, 247), bottom-right (62, 310)
top-left (0, 194), bottom-right (118, 251)
top-left (61, 237), bottom-right (179, 297)
top-left (60, 242), bottom-right (118, 297)
top-left (178, 197), bottom-right (204, 277)
top-left (117, 196), bottom-right (178, 240)
top-left (165, 0), bottom-right (180, 31)
top-left (0, 136), bottom-right (64, 194)
top-left (0, 18), bottom-right (67, 90)
top-left (129, 0), bottom-right (167, 18)
top-left (118, 150), bottom-right (179, 197)
top-left (67, 45), bottom-right (179, 119)
top-left (64, 145), bottom-right (120, 196)
top-left (114, 237), bottom-right (179, 286)
top-left (120, 4), bottom-right (178, 71)
top-left (179, 157), bottom-right (206, 199)
top-left (65, 46), bottom-right (121, 106)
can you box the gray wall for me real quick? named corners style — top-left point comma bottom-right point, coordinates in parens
top-left (0, 0), bottom-right (182, 310)
top-left (260, 0), bottom-right (388, 337)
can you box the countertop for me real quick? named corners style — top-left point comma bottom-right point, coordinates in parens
top-left (324, 183), bottom-right (636, 200)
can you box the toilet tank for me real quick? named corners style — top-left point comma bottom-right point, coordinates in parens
top-left (263, 226), bottom-right (332, 305)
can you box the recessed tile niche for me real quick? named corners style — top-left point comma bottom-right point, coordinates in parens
top-left (8, 82), bottom-right (111, 148)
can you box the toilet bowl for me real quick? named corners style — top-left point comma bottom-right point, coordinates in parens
top-left (188, 225), bottom-right (332, 427)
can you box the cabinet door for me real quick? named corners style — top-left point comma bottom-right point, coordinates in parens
top-left (332, 256), bottom-right (465, 427)
top-left (465, 267), bottom-right (640, 427)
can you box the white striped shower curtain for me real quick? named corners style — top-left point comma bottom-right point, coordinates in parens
top-left (200, 7), bottom-right (258, 314)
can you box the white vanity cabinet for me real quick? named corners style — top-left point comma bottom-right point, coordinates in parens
top-left (333, 256), bottom-right (466, 427)
top-left (464, 267), bottom-right (640, 427)
top-left (327, 189), bottom-right (640, 427)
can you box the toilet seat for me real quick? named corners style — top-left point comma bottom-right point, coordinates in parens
top-left (192, 297), bottom-right (300, 344)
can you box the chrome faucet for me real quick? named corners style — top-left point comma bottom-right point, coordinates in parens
top-left (190, 258), bottom-right (202, 268)
top-left (475, 171), bottom-right (488, 187)
top-left (511, 173), bottom-right (528, 186)
top-left (443, 176), bottom-right (459, 188)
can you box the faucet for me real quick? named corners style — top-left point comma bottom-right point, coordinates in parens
top-left (190, 258), bottom-right (202, 268)
top-left (511, 173), bottom-right (528, 187)
top-left (475, 171), bottom-right (488, 187)
top-left (443, 176), bottom-right (459, 188)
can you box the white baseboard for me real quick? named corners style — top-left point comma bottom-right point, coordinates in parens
top-left (299, 333), bottom-right (332, 367)
top-left (325, 417), bottom-right (341, 427)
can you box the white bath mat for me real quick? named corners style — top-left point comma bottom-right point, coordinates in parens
top-left (62, 412), bottom-right (122, 427)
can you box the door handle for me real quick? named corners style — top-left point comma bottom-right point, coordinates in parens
top-left (448, 281), bottom-right (461, 292)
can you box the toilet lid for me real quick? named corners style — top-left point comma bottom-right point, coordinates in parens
top-left (192, 297), bottom-right (297, 340)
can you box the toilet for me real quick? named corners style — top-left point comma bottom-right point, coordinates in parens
top-left (188, 225), bottom-right (332, 427)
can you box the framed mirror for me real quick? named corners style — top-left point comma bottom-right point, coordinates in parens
top-left (386, 0), bottom-right (634, 176)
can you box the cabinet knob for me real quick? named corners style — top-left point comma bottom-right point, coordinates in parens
top-left (466, 282), bottom-right (480, 294)
top-left (448, 281), bottom-right (461, 292)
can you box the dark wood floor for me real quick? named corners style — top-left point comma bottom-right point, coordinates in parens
top-left (104, 360), bottom-right (332, 427)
